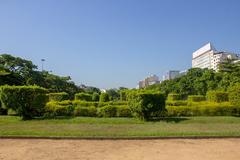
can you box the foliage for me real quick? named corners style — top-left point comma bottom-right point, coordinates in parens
top-left (74, 106), bottom-right (97, 117)
top-left (98, 105), bottom-right (118, 117)
top-left (73, 100), bottom-right (99, 107)
top-left (207, 91), bottom-right (229, 103)
top-left (228, 83), bottom-right (240, 106)
top-left (99, 93), bottom-right (110, 102)
top-left (167, 93), bottom-right (184, 101)
top-left (120, 89), bottom-right (128, 101)
top-left (75, 93), bottom-right (92, 101)
top-left (166, 102), bottom-right (240, 116)
top-left (44, 101), bottom-right (74, 118)
top-left (106, 89), bottom-right (120, 101)
top-left (116, 105), bottom-right (132, 117)
top-left (166, 100), bottom-right (188, 106)
top-left (146, 66), bottom-right (240, 96)
top-left (128, 91), bottom-right (165, 120)
top-left (92, 92), bottom-right (100, 101)
top-left (188, 95), bottom-right (206, 102)
top-left (0, 85), bottom-right (48, 120)
top-left (48, 92), bottom-right (69, 101)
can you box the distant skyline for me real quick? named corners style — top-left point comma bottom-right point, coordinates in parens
top-left (0, 0), bottom-right (240, 89)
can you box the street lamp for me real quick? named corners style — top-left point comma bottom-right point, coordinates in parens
top-left (41, 59), bottom-right (45, 71)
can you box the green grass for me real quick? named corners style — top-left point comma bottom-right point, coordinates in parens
top-left (0, 116), bottom-right (240, 138)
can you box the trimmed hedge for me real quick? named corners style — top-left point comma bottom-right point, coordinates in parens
top-left (92, 92), bottom-right (100, 101)
top-left (98, 105), bottom-right (117, 117)
top-left (75, 93), bottom-right (92, 101)
top-left (167, 93), bottom-right (184, 101)
top-left (228, 83), bottom-right (240, 106)
top-left (166, 100), bottom-right (188, 106)
top-left (74, 106), bottom-right (97, 117)
top-left (128, 91), bottom-right (165, 120)
top-left (73, 100), bottom-right (99, 107)
top-left (120, 90), bottom-right (128, 101)
top-left (166, 102), bottom-right (240, 116)
top-left (188, 95), bottom-right (206, 102)
top-left (98, 105), bottom-right (132, 117)
top-left (44, 101), bottom-right (74, 117)
top-left (207, 91), bottom-right (229, 103)
top-left (0, 85), bottom-right (48, 120)
top-left (99, 93), bottom-right (110, 102)
top-left (48, 92), bottom-right (69, 101)
top-left (116, 105), bottom-right (132, 117)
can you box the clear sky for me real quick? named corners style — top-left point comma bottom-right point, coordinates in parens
top-left (0, 0), bottom-right (240, 89)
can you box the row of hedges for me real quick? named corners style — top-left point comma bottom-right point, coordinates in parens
top-left (166, 102), bottom-right (240, 116)
top-left (44, 101), bottom-right (132, 118)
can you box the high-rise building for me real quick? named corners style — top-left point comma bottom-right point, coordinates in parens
top-left (192, 43), bottom-right (239, 71)
top-left (138, 75), bottom-right (159, 89)
top-left (163, 70), bottom-right (180, 80)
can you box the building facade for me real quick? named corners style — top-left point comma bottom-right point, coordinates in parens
top-left (192, 43), bottom-right (239, 71)
top-left (138, 75), bottom-right (159, 89)
top-left (163, 70), bottom-right (180, 81)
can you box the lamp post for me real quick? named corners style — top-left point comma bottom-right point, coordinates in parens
top-left (41, 59), bottom-right (45, 71)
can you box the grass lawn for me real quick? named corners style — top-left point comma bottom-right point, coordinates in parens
top-left (0, 116), bottom-right (240, 138)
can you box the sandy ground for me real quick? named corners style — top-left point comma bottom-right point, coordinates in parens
top-left (0, 138), bottom-right (240, 160)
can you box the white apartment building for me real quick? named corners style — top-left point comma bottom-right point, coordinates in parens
top-left (192, 43), bottom-right (239, 71)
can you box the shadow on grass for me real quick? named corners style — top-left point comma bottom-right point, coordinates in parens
top-left (150, 117), bottom-right (190, 123)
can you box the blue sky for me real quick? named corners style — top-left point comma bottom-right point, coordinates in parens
top-left (0, 0), bottom-right (240, 89)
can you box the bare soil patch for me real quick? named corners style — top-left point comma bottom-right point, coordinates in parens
top-left (0, 138), bottom-right (240, 160)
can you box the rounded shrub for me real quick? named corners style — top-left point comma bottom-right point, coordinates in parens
top-left (0, 85), bottom-right (48, 120)
top-left (128, 91), bottom-right (165, 120)
top-left (75, 93), bottom-right (92, 101)
top-left (99, 93), bottom-right (110, 102)
top-left (48, 92), bottom-right (69, 101)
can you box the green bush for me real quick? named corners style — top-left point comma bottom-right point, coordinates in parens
top-left (128, 91), bottom-right (165, 120)
top-left (228, 83), bottom-right (240, 106)
top-left (98, 105), bottom-right (117, 117)
top-left (207, 91), bottom-right (229, 103)
top-left (0, 85), bottom-right (48, 120)
top-left (92, 92), bottom-right (100, 101)
top-left (167, 93), bottom-right (184, 101)
top-left (74, 106), bottom-right (97, 117)
top-left (99, 93), bottom-right (110, 102)
top-left (48, 92), bottom-right (69, 101)
top-left (75, 93), bottom-right (92, 101)
top-left (44, 101), bottom-right (74, 118)
top-left (188, 95), bottom-right (206, 102)
top-left (116, 105), bottom-right (132, 117)
top-left (166, 102), bottom-right (240, 116)
top-left (166, 100), bottom-right (188, 106)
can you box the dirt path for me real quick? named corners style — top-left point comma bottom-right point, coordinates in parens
top-left (0, 138), bottom-right (240, 160)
